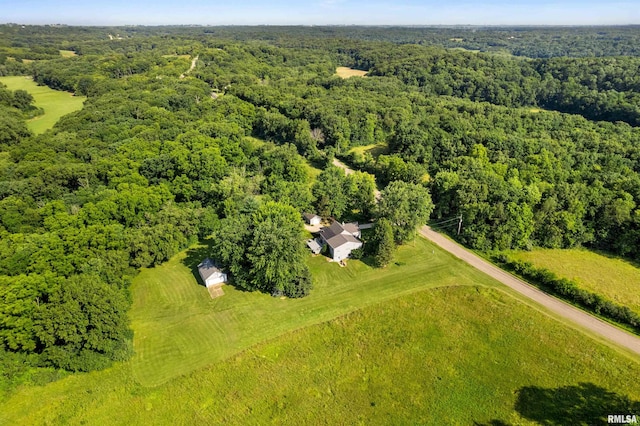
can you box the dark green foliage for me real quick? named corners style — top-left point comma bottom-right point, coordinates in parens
top-left (212, 201), bottom-right (312, 298)
top-left (2, 24), bottom-right (640, 376)
top-left (376, 181), bottom-right (434, 244)
top-left (313, 166), bottom-right (348, 219)
top-left (371, 218), bottom-right (395, 268)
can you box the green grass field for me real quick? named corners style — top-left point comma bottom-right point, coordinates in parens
top-left (2, 284), bottom-right (639, 425)
top-left (0, 76), bottom-right (86, 134)
top-left (348, 142), bottom-right (389, 159)
top-left (129, 237), bottom-right (500, 386)
top-left (59, 50), bottom-right (77, 58)
top-left (510, 248), bottom-right (640, 314)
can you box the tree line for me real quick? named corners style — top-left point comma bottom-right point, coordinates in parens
top-left (1, 26), bottom-right (640, 377)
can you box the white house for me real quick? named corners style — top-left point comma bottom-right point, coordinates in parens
top-left (303, 213), bottom-right (322, 226)
top-left (318, 221), bottom-right (363, 262)
top-left (198, 258), bottom-right (227, 298)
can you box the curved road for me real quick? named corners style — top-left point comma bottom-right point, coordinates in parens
top-left (420, 226), bottom-right (640, 357)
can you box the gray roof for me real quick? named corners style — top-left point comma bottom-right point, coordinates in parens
top-left (198, 258), bottom-right (223, 281)
top-left (343, 222), bottom-right (360, 235)
top-left (325, 233), bottom-right (361, 250)
top-left (319, 220), bottom-right (346, 241)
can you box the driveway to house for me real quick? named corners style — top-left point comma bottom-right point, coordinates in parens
top-left (179, 55), bottom-right (199, 79)
top-left (420, 225), bottom-right (640, 357)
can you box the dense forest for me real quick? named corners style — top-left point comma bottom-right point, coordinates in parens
top-left (1, 25), bottom-right (640, 376)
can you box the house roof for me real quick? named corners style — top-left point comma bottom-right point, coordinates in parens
top-left (198, 258), bottom-right (223, 282)
top-left (343, 222), bottom-right (360, 235)
top-left (319, 220), bottom-right (346, 241)
top-left (325, 233), bottom-right (361, 250)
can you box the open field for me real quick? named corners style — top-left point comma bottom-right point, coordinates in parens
top-left (0, 76), bottom-right (85, 134)
top-left (335, 66), bottom-right (368, 78)
top-left (2, 285), bottom-right (640, 425)
top-left (509, 248), bottom-right (640, 314)
top-left (129, 237), bottom-right (500, 386)
top-left (59, 50), bottom-right (77, 57)
top-left (348, 142), bottom-right (389, 159)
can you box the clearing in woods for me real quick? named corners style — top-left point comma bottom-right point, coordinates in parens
top-left (59, 50), bottom-right (77, 57)
top-left (335, 66), bottom-right (368, 78)
top-left (0, 76), bottom-right (85, 134)
top-left (508, 248), bottom-right (640, 314)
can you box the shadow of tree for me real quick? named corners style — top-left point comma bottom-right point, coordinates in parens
top-left (181, 239), bottom-right (216, 287)
top-left (515, 382), bottom-right (640, 426)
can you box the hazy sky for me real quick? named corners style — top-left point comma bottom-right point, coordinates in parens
top-left (1, 0), bottom-right (638, 26)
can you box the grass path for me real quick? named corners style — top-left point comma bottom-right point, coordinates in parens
top-left (0, 76), bottom-right (85, 134)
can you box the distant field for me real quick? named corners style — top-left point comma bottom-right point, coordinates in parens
top-left (59, 50), bottom-right (77, 57)
top-left (510, 248), bottom-right (640, 313)
top-left (0, 76), bottom-right (85, 134)
top-left (129, 237), bottom-right (500, 386)
top-left (3, 285), bottom-right (640, 424)
top-left (335, 66), bottom-right (368, 78)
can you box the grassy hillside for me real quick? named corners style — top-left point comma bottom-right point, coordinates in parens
top-left (0, 76), bottom-right (85, 134)
top-left (2, 285), bottom-right (639, 425)
top-left (129, 237), bottom-right (500, 386)
top-left (510, 248), bottom-right (640, 314)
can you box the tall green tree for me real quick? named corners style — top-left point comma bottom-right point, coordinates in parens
top-left (247, 201), bottom-right (312, 297)
top-left (376, 181), bottom-right (434, 244)
top-left (371, 218), bottom-right (395, 267)
top-left (312, 166), bottom-right (348, 218)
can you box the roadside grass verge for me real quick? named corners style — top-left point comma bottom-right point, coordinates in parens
top-left (0, 76), bottom-right (85, 134)
top-left (2, 285), bottom-right (639, 425)
top-left (129, 237), bottom-right (498, 386)
top-left (508, 248), bottom-right (640, 314)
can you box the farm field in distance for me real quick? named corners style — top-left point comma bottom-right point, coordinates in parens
top-left (509, 248), bottom-right (640, 314)
top-left (3, 285), bottom-right (640, 424)
top-left (0, 76), bottom-right (85, 134)
top-left (335, 66), bottom-right (368, 78)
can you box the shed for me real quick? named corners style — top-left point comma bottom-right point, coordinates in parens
top-left (198, 258), bottom-right (227, 298)
top-left (303, 213), bottom-right (322, 226)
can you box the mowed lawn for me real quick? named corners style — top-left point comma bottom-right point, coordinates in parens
top-left (3, 286), bottom-right (640, 425)
top-left (510, 248), bottom-right (640, 313)
top-left (335, 66), bottom-right (368, 78)
top-left (59, 50), bottom-right (77, 58)
top-left (0, 76), bottom-right (85, 134)
top-left (130, 237), bottom-right (501, 386)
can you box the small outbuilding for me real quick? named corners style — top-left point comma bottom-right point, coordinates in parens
top-left (198, 258), bottom-right (227, 298)
top-left (303, 213), bottom-right (322, 226)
